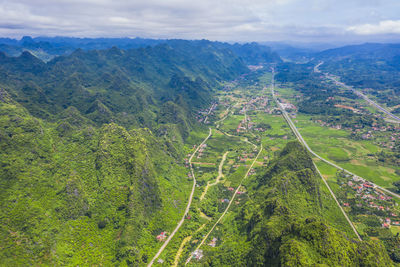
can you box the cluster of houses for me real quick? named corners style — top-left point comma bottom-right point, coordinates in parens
top-left (248, 65), bottom-right (264, 71)
top-left (311, 105), bottom-right (399, 151)
top-left (249, 168), bottom-right (256, 176)
top-left (381, 217), bottom-right (400, 228)
top-left (238, 152), bottom-right (255, 163)
top-left (264, 107), bottom-right (282, 115)
top-left (313, 119), bottom-right (346, 130)
top-left (340, 175), bottom-right (400, 228)
top-left (197, 143), bottom-right (208, 159)
top-left (196, 103), bottom-right (218, 123)
top-left (280, 102), bottom-right (297, 111)
top-left (334, 104), bottom-right (362, 114)
top-left (236, 118), bottom-right (248, 133)
top-left (245, 96), bottom-right (269, 112)
top-left (192, 249), bottom-right (204, 260)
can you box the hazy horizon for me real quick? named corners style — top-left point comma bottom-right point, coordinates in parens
top-left (1, 0), bottom-right (400, 44)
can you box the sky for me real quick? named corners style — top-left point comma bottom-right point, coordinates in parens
top-left (1, 0), bottom-right (400, 44)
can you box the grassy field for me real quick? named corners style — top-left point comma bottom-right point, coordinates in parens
top-left (294, 114), bottom-right (400, 188)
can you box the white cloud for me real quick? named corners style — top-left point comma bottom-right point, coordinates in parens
top-left (0, 0), bottom-right (399, 42)
top-left (347, 20), bottom-right (400, 35)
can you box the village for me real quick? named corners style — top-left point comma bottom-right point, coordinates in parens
top-left (337, 174), bottom-right (400, 231)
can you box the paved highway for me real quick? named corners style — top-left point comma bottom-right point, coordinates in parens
top-left (271, 70), bottom-right (363, 240)
top-left (315, 62), bottom-right (400, 123)
top-left (272, 70), bottom-right (400, 200)
top-left (148, 128), bottom-right (212, 266)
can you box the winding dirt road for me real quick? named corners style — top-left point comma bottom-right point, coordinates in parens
top-left (200, 151), bottom-right (229, 200)
top-left (186, 145), bottom-right (263, 265)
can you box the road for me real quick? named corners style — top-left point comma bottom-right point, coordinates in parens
top-left (148, 128), bottom-right (212, 267)
top-left (299, 66), bottom-right (400, 199)
top-left (204, 103), bottom-right (216, 124)
top-left (271, 71), bottom-right (362, 240)
top-left (315, 62), bottom-right (400, 123)
top-left (215, 106), bottom-right (231, 128)
top-left (185, 145), bottom-right (263, 265)
top-left (200, 151), bottom-right (229, 200)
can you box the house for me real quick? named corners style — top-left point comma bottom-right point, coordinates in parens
top-left (382, 223), bottom-right (390, 228)
top-left (228, 187), bottom-right (235, 191)
top-left (157, 232), bottom-right (167, 241)
top-left (392, 221), bottom-right (400, 226)
top-left (193, 249), bottom-right (204, 260)
top-left (157, 259), bottom-right (164, 264)
top-left (343, 203), bottom-right (350, 207)
top-left (363, 183), bottom-right (373, 188)
top-left (208, 237), bottom-right (218, 247)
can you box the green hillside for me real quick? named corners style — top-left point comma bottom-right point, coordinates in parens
top-left (201, 142), bottom-right (394, 266)
top-left (0, 42), bottom-right (249, 265)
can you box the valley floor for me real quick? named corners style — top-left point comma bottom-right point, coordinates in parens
top-left (149, 68), bottom-right (389, 265)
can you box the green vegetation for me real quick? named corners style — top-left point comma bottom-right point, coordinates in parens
top-left (1, 38), bottom-right (400, 266)
top-left (196, 142), bottom-right (394, 266)
top-left (316, 43), bottom-right (400, 108)
top-left (0, 41), bottom-right (252, 265)
top-left (0, 95), bottom-right (193, 265)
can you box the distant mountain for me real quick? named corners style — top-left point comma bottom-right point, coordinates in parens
top-left (0, 41), bottom-right (247, 130)
top-left (0, 36), bottom-right (164, 60)
top-left (314, 43), bottom-right (400, 108)
top-left (317, 43), bottom-right (400, 61)
top-left (0, 37), bottom-right (282, 65)
top-left (228, 42), bottom-right (282, 64)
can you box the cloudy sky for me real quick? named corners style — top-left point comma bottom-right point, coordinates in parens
top-left (1, 0), bottom-right (400, 43)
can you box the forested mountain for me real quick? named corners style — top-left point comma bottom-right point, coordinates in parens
top-left (0, 41), bottom-right (248, 136)
top-left (317, 43), bottom-right (400, 61)
top-left (228, 42), bottom-right (282, 64)
top-left (0, 40), bottom-right (256, 265)
top-left (0, 36), bottom-right (164, 60)
top-left (0, 36), bottom-right (281, 65)
top-left (2, 37), bottom-right (397, 266)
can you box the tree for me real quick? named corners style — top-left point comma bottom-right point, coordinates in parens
top-left (393, 181), bottom-right (400, 193)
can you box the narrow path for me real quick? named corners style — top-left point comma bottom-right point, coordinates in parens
top-left (172, 236), bottom-right (192, 267)
top-left (200, 151), bottom-right (229, 200)
top-left (242, 137), bottom-right (257, 149)
top-left (199, 210), bottom-right (212, 221)
top-left (312, 161), bottom-right (361, 240)
top-left (204, 104), bottom-right (216, 124)
top-left (271, 71), bottom-right (362, 241)
top-left (172, 224), bottom-right (206, 267)
top-left (186, 145), bottom-right (263, 265)
top-left (215, 106), bottom-right (232, 128)
top-left (148, 128), bottom-right (212, 267)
